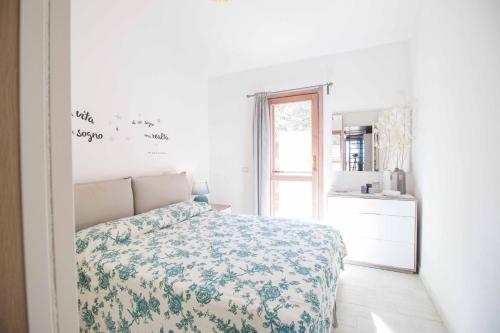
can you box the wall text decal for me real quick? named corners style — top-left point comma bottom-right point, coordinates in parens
top-left (72, 110), bottom-right (104, 143)
top-left (132, 117), bottom-right (169, 154)
top-left (144, 133), bottom-right (169, 140)
top-left (72, 110), bottom-right (169, 155)
top-left (76, 129), bottom-right (104, 142)
top-left (132, 119), bottom-right (156, 128)
top-left (75, 110), bottom-right (95, 124)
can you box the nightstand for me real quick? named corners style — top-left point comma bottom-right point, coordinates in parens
top-left (211, 204), bottom-right (232, 214)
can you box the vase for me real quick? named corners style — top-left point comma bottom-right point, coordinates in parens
top-left (393, 168), bottom-right (406, 194)
top-left (383, 170), bottom-right (392, 191)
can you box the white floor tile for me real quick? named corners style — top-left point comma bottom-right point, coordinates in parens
top-left (333, 265), bottom-right (447, 333)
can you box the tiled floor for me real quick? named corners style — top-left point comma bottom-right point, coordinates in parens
top-left (333, 265), bottom-right (447, 333)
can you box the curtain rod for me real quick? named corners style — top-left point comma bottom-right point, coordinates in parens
top-left (246, 82), bottom-right (333, 98)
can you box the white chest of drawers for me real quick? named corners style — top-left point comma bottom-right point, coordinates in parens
top-left (327, 192), bottom-right (417, 273)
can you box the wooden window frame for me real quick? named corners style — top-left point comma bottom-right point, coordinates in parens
top-left (268, 88), bottom-right (323, 219)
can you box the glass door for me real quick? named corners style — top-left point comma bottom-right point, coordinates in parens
top-left (269, 91), bottom-right (321, 220)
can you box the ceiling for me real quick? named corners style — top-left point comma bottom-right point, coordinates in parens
top-left (187, 0), bottom-right (421, 77)
top-left (80, 0), bottom-right (421, 78)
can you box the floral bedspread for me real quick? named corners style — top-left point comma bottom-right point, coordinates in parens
top-left (76, 202), bottom-right (346, 333)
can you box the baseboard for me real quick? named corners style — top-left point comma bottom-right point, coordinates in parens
top-left (345, 260), bottom-right (416, 274)
top-left (419, 270), bottom-right (454, 333)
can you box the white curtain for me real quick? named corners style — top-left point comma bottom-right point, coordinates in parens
top-left (253, 93), bottom-right (271, 216)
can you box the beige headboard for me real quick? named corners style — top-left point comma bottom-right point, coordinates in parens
top-left (74, 172), bottom-right (191, 231)
top-left (74, 178), bottom-right (134, 231)
top-left (131, 172), bottom-right (191, 215)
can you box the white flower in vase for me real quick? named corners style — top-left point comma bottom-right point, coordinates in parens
top-left (375, 107), bottom-right (412, 173)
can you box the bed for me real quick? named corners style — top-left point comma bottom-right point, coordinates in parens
top-left (75, 175), bottom-right (346, 333)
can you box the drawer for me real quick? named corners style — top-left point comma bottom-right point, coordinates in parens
top-left (332, 213), bottom-right (415, 244)
top-left (359, 214), bottom-right (415, 243)
top-left (344, 238), bottom-right (415, 270)
top-left (328, 197), bottom-right (416, 217)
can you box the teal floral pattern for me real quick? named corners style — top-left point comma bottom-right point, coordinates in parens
top-left (76, 202), bottom-right (346, 333)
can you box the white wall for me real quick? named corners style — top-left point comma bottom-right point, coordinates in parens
top-left (71, 0), bottom-right (209, 183)
top-left (208, 41), bottom-right (412, 214)
top-left (412, 1), bottom-right (500, 332)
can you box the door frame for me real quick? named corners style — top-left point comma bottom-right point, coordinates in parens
top-left (20, 0), bottom-right (78, 331)
top-left (268, 88), bottom-right (323, 219)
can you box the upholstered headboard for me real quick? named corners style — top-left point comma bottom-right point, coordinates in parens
top-left (74, 178), bottom-right (134, 231)
top-left (74, 172), bottom-right (191, 231)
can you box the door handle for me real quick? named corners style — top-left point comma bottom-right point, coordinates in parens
top-left (313, 155), bottom-right (317, 172)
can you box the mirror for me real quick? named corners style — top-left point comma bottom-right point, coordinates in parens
top-left (343, 125), bottom-right (376, 171)
top-left (331, 108), bottom-right (412, 173)
top-left (332, 110), bottom-right (381, 172)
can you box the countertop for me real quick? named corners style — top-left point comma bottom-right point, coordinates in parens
top-left (328, 190), bottom-right (416, 201)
